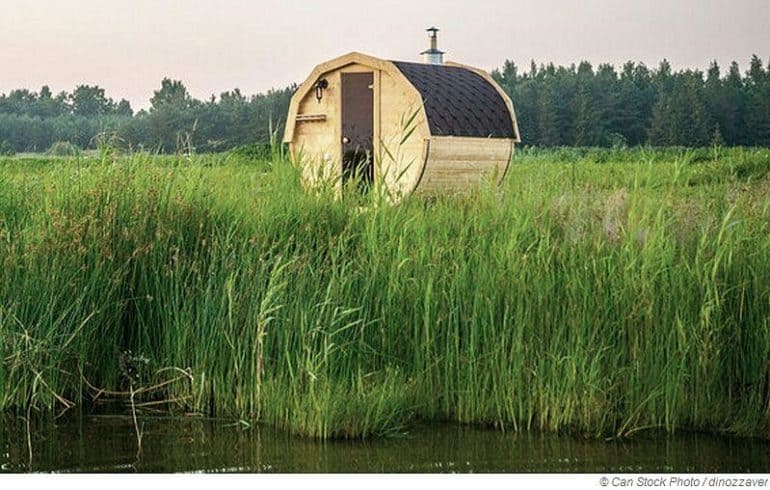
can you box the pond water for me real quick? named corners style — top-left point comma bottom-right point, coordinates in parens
top-left (2, 413), bottom-right (768, 473)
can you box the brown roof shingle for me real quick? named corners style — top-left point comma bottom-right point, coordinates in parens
top-left (392, 61), bottom-right (515, 139)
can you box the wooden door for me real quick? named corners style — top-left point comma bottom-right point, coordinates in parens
top-left (341, 72), bottom-right (374, 189)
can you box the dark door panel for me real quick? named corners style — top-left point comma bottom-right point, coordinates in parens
top-left (341, 72), bottom-right (374, 190)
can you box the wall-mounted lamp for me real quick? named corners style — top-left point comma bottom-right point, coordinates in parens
top-left (314, 79), bottom-right (328, 103)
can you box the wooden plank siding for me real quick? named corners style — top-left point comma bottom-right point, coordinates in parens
top-left (416, 136), bottom-right (514, 192)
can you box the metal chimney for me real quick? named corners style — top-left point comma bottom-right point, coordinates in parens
top-left (421, 27), bottom-right (445, 65)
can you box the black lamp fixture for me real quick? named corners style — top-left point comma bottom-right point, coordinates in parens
top-left (315, 79), bottom-right (328, 102)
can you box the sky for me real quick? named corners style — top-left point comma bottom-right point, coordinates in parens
top-left (1, 0), bottom-right (768, 110)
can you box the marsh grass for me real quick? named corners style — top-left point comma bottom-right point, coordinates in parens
top-left (1, 148), bottom-right (769, 439)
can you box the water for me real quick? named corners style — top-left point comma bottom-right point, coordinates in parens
top-left (2, 413), bottom-right (769, 473)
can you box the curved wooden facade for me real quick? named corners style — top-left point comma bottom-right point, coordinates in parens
top-left (283, 52), bottom-right (520, 199)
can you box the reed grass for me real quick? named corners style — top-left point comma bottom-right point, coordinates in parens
top-left (1, 148), bottom-right (769, 439)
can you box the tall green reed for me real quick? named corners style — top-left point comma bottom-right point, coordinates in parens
top-left (1, 148), bottom-right (769, 439)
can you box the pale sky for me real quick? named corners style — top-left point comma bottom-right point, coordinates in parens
top-left (1, 0), bottom-right (768, 110)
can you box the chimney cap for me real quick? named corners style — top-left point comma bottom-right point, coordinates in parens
top-left (421, 26), bottom-right (445, 57)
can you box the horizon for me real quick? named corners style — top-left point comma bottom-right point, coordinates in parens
top-left (2, 0), bottom-right (769, 110)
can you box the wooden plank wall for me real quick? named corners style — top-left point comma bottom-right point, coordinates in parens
top-left (376, 69), bottom-right (429, 198)
top-left (417, 136), bottom-right (514, 192)
top-left (292, 69), bottom-right (340, 187)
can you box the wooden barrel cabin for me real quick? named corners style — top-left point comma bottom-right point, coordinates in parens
top-left (283, 28), bottom-right (521, 199)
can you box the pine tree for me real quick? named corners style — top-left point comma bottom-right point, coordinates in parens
top-left (745, 56), bottom-right (770, 146)
top-left (649, 90), bottom-right (673, 146)
top-left (573, 62), bottom-right (602, 146)
top-left (719, 62), bottom-right (748, 145)
top-left (649, 61), bottom-right (675, 145)
top-left (537, 83), bottom-right (561, 146)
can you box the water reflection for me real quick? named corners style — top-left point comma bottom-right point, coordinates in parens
top-left (2, 414), bottom-right (769, 473)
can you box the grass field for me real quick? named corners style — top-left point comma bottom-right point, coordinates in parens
top-left (1, 147), bottom-right (769, 439)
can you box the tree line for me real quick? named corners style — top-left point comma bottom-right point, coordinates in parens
top-left (0, 80), bottom-right (294, 154)
top-left (1, 55), bottom-right (769, 155)
top-left (492, 55), bottom-right (770, 147)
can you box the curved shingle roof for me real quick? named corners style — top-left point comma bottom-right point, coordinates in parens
top-left (392, 61), bottom-right (515, 139)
